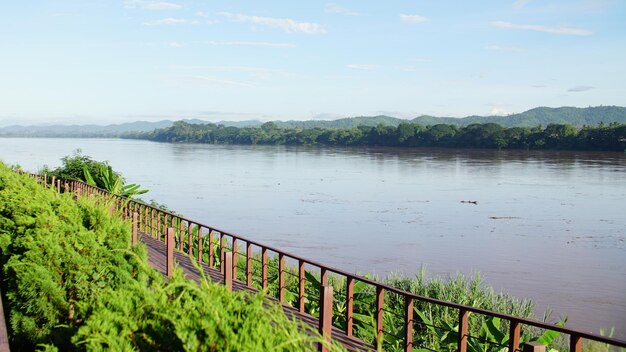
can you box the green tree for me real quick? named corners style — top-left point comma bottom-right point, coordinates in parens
top-left (543, 124), bottom-right (577, 149)
top-left (422, 124), bottom-right (458, 146)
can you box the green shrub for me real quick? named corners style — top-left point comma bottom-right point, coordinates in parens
top-left (0, 162), bottom-right (335, 351)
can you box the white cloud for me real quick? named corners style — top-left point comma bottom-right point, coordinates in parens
top-left (325, 3), bottom-right (360, 16)
top-left (170, 65), bottom-right (282, 73)
top-left (487, 104), bottom-right (513, 116)
top-left (125, 0), bottom-right (181, 10)
top-left (484, 44), bottom-right (527, 52)
top-left (143, 18), bottom-right (188, 25)
top-left (490, 107), bottom-right (512, 116)
top-left (491, 21), bottom-right (592, 35)
top-left (169, 66), bottom-right (286, 81)
top-left (206, 41), bottom-right (295, 48)
top-left (400, 14), bottom-right (427, 24)
top-left (513, 0), bottom-right (533, 9)
top-left (568, 85), bottom-right (594, 92)
top-left (170, 75), bottom-right (254, 87)
top-left (346, 64), bottom-right (379, 70)
top-left (168, 41), bottom-right (185, 48)
top-left (218, 12), bottom-right (326, 34)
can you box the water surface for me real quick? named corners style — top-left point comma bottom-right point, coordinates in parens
top-left (1, 138), bottom-right (624, 337)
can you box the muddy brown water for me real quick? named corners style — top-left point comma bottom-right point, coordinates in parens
top-left (1, 138), bottom-right (624, 337)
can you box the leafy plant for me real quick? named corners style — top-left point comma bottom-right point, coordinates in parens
top-left (82, 164), bottom-right (147, 197)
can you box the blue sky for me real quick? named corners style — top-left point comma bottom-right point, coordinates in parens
top-left (1, 0), bottom-right (624, 125)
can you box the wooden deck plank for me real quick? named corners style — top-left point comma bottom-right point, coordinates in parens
top-left (139, 234), bottom-right (375, 352)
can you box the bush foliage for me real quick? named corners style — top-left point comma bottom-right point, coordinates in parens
top-left (0, 162), bottom-right (331, 351)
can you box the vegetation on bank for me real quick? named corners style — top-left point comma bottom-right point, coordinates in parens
top-left (123, 120), bottom-right (626, 151)
top-left (42, 151), bottom-right (148, 198)
top-left (0, 162), bottom-right (333, 351)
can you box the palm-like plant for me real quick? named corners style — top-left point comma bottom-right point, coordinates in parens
top-left (83, 165), bottom-right (148, 198)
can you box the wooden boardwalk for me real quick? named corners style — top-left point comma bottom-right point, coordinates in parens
top-left (140, 234), bottom-right (375, 352)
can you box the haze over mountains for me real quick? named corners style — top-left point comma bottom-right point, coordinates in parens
top-left (1, 106), bottom-right (624, 138)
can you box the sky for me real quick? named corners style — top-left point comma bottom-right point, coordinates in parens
top-left (1, 0), bottom-right (625, 126)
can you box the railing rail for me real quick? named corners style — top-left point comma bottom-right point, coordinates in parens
top-left (23, 171), bottom-right (626, 352)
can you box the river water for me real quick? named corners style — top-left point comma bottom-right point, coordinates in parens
top-left (1, 138), bottom-right (624, 337)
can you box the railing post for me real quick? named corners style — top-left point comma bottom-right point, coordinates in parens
top-left (144, 206), bottom-right (149, 233)
top-left (131, 212), bottom-right (138, 246)
top-left (278, 253), bottom-right (285, 303)
top-left (220, 233), bottom-right (225, 264)
top-left (246, 243), bottom-right (253, 288)
top-left (405, 296), bottom-right (413, 352)
top-left (178, 218), bottom-right (184, 251)
top-left (523, 342), bottom-right (546, 352)
top-left (138, 205), bottom-right (143, 232)
top-left (51, 176), bottom-right (56, 190)
top-left (318, 285), bottom-right (333, 352)
top-left (150, 208), bottom-right (155, 237)
top-left (570, 334), bottom-right (582, 352)
top-left (299, 260), bottom-right (306, 313)
top-left (321, 268), bottom-right (328, 286)
top-left (56, 179), bottom-right (61, 193)
top-left (156, 210), bottom-right (165, 241)
top-left (346, 276), bottom-right (354, 337)
top-left (223, 251), bottom-right (233, 291)
top-left (509, 319), bottom-right (520, 352)
top-left (188, 222), bottom-right (193, 256)
top-left (208, 230), bottom-right (215, 267)
top-left (232, 238), bottom-right (238, 280)
top-left (197, 226), bottom-right (203, 263)
top-left (162, 213), bottom-right (167, 241)
top-left (458, 308), bottom-right (469, 352)
top-left (166, 227), bottom-right (175, 278)
top-left (376, 286), bottom-right (385, 347)
top-left (261, 247), bottom-right (268, 289)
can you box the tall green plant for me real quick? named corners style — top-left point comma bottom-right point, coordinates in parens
top-left (82, 164), bottom-right (147, 197)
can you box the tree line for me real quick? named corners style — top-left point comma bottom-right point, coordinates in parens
top-left (122, 121), bottom-right (626, 151)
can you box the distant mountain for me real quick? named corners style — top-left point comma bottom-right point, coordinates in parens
top-left (273, 115), bottom-right (404, 129)
top-left (214, 120), bottom-right (263, 128)
top-left (1, 106), bottom-right (623, 137)
top-left (0, 119), bottom-right (260, 137)
top-left (276, 106), bottom-right (626, 129)
top-left (410, 106), bottom-right (626, 127)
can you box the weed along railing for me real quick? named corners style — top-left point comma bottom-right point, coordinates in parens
top-left (24, 171), bottom-right (626, 352)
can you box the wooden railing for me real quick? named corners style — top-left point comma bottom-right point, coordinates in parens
top-left (25, 172), bottom-right (626, 352)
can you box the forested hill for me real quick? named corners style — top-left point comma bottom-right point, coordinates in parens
top-left (410, 106), bottom-right (626, 128)
top-left (274, 106), bottom-right (626, 129)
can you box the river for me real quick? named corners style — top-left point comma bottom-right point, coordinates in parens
top-left (1, 137), bottom-right (624, 337)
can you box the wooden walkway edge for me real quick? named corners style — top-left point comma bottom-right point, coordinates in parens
top-left (140, 233), bottom-right (375, 352)
top-left (0, 288), bottom-right (10, 352)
